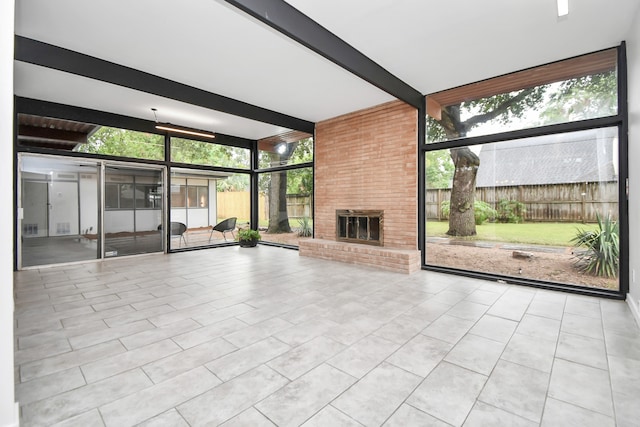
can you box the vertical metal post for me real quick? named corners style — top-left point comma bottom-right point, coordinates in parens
top-left (250, 139), bottom-right (259, 230)
top-left (418, 97), bottom-right (427, 267)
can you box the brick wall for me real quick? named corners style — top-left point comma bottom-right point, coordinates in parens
top-left (314, 100), bottom-right (418, 250)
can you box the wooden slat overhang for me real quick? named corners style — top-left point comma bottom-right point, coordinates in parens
top-left (426, 48), bottom-right (617, 119)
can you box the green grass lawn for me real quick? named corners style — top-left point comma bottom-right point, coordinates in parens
top-left (426, 221), bottom-right (599, 247)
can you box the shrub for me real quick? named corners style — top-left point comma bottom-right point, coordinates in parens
top-left (297, 216), bottom-right (312, 237)
top-left (237, 228), bottom-right (261, 241)
top-left (440, 200), bottom-right (497, 225)
top-left (571, 214), bottom-right (619, 278)
top-left (496, 199), bottom-right (526, 223)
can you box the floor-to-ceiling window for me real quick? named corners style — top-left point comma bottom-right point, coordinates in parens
top-left (168, 136), bottom-right (251, 250)
top-left (257, 133), bottom-right (313, 247)
top-left (15, 101), bottom-right (310, 268)
top-left (422, 47), bottom-right (627, 296)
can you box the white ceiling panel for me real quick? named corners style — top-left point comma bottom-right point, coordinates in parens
top-left (286, 0), bottom-right (640, 94)
top-left (14, 62), bottom-right (292, 140)
top-left (14, 0), bottom-right (393, 123)
top-left (13, 0), bottom-right (640, 139)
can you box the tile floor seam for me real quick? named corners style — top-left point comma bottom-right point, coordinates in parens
top-left (535, 301), bottom-right (566, 427)
top-left (600, 301), bottom-right (620, 426)
top-left (13, 247), bottom-right (639, 426)
top-left (325, 403), bottom-right (367, 426)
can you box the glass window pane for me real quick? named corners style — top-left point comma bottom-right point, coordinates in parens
top-left (170, 170), bottom-right (249, 249)
top-left (76, 126), bottom-right (165, 160)
top-left (104, 167), bottom-right (163, 257)
top-left (358, 217), bottom-right (368, 239)
top-left (427, 50), bottom-right (618, 143)
top-left (338, 216), bottom-right (347, 238)
top-left (105, 184), bottom-right (119, 209)
top-left (258, 167), bottom-right (313, 246)
top-left (425, 127), bottom-right (619, 291)
top-left (136, 184), bottom-right (162, 209)
top-left (187, 187), bottom-right (198, 208)
top-left (197, 187), bottom-right (208, 208)
top-left (370, 217), bottom-right (380, 241)
top-left (259, 136), bottom-right (313, 169)
top-left (171, 185), bottom-right (186, 208)
top-left (119, 184), bottom-right (134, 209)
top-left (171, 137), bottom-right (249, 169)
top-left (20, 155), bottom-right (100, 267)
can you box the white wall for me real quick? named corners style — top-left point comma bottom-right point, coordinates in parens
top-left (627, 5), bottom-right (640, 326)
top-left (79, 173), bottom-right (99, 234)
top-left (0, 1), bottom-right (18, 425)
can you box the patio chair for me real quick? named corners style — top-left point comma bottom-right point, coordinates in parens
top-left (170, 222), bottom-right (188, 247)
top-left (209, 217), bottom-right (237, 242)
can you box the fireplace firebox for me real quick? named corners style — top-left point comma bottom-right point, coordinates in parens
top-left (336, 210), bottom-right (383, 246)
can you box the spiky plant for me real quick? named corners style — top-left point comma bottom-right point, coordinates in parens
top-left (297, 216), bottom-right (312, 237)
top-left (571, 214), bottom-right (619, 278)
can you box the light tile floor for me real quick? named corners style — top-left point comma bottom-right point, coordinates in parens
top-left (13, 246), bottom-right (640, 426)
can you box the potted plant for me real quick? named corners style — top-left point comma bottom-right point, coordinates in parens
top-left (237, 228), bottom-right (261, 247)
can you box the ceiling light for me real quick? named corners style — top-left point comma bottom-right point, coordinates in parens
top-left (557, 0), bottom-right (569, 17)
top-left (151, 108), bottom-right (215, 139)
top-left (155, 124), bottom-right (216, 139)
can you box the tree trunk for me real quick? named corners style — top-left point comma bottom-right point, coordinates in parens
top-left (447, 147), bottom-right (480, 236)
top-left (267, 170), bottom-right (291, 233)
top-left (266, 144), bottom-right (297, 234)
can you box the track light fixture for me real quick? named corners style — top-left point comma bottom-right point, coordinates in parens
top-left (151, 108), bottom-right (215, 139)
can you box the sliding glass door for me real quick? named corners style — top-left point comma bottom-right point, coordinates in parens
top-left (104, 166), bottom-right (164, 257)
top-left (20, 155), bottom-right (100, 267)
top-left (19, 154), bottom-right (165, 268)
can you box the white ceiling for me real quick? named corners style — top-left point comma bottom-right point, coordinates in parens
top-left (13, 0), bottom-right (640, 140)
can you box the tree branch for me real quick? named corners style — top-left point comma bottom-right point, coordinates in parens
top-left (462, 87), bottom-right (537, 130)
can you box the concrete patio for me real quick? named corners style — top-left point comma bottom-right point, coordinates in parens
top-left (13, 246), bottom-right (640, 426)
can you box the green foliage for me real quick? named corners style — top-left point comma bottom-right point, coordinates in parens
top-left (258, 138), bottom-right (313, 196)
top-left (78, 127), bottom-right (164, 160)
top-left (441, 200), bottom-right (496, 225)
top-left (171, 137), bottom-right (249, 169)
top-left (286, 167), bottom-right (313, 195)
top-left (571, 214), bottom-right (619, 278)
top-left (426, 151), bottom-right (454, 188)
top-left (473, 201), bottom-right (497, 225)
top-left (426, 71), bottom-right (617, 143)
top-left (237, 228), bottom-right (261, 241)
top-left (217, 174), bottom-right (250, 192)
top-left (297, 216), bottom-right (312, 237)
top-left (541, 71), bottom-right (617, 124)
top-left (496, 199), bottom-right (526, 223)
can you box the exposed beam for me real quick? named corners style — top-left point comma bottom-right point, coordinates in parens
top-left (16, 97), bottom-right (255, 150)
top-left (14, 36), bottom-right (315, 134)
top-left (18, 125), bottom-right (89, 143)
top-left (225, 0), bottom-right (424, 109)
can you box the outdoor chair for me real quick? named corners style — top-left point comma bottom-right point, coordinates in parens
top-left (209, 217), bottom-right (237, 242)
top-left (170, 222), bottom-right (188, 247)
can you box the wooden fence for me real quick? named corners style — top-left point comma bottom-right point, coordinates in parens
top-left (426, 181), bottom-right (619, 223)
top-left (217, 192), bottom-right (312, 222)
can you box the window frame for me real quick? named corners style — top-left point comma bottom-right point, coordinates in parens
top-left (419, 44), bottom-right (629, 299)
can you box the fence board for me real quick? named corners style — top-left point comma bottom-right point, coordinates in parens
top-left (217, 192), bottom-right (311, 222)
top-left (426, 181), bottom-right (618, 222)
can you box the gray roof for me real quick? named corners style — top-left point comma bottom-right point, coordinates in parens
top-left (476, 127), bottom-right (618, 187)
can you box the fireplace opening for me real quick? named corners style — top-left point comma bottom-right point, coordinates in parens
top-left (336, 210), bottom-right (383, 246)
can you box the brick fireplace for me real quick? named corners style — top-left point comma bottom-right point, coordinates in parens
top-left (299, 101), bottom-right (421, 274)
